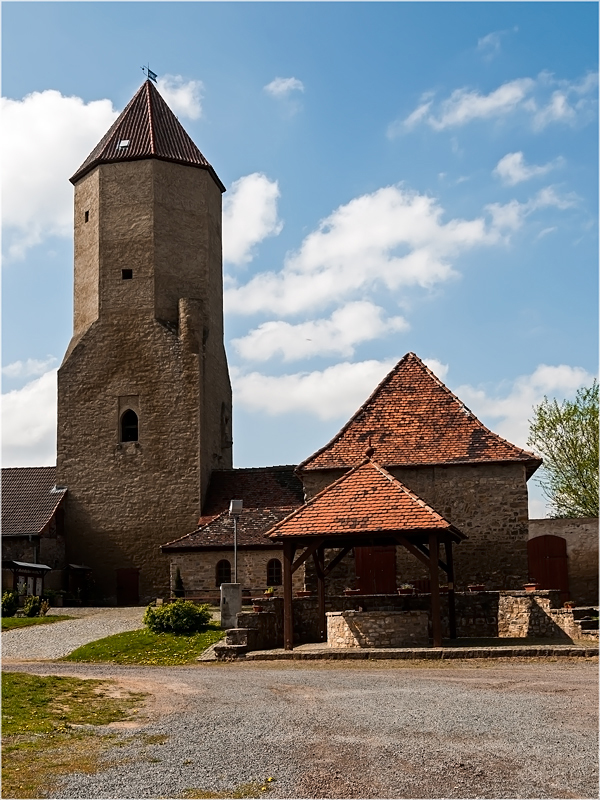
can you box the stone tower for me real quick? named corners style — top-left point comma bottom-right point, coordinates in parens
top-left (57, 81), bottom-right (232, 603)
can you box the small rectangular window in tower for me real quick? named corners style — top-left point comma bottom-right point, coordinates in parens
top-left (118, 140), bottom-right (130, 149)
top-left (122, 269), bottom-right (133, 280)
top-left (84, 210), bottom-right (89, 223)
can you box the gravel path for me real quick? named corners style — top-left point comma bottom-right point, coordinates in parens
top-left (1, 607), bottom-right (146, 660)
top-left (5, 658), bottom-right (598, 799)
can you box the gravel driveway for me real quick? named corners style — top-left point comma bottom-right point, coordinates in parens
top-left (1, 607), bottom-right (146, 660)
top-left (5, 658), bottom-right (598, 799)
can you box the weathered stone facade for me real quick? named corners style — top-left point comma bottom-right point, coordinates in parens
top-left (58, 155), bottom-right (232, 603)
top-left (529, 517), bottom-right (599, 605)
top-left (302, 462), bottom-right (529, 592)
top-left (326, 610), bottom-right (428, 648)
top-left (168, 548), bottom-right (303, 601)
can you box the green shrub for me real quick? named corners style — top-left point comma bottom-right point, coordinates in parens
top-left (23, 595), bottom-right (42, 617)
top-left (2, 591), bottom-right (18, 617)
top-left (143, 600), bottom-right (212, 634)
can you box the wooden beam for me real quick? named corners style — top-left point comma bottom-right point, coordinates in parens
top-left (414, 541), bottom-right (448, 574)
top-left (323, 546), bottom-right (353, 577)
top-left (445, 538), bottom-right (457, 640)
top-left (393, 535), bottom-right (431, 570)
top-left (283, 540), bottom-right (294, 650)
top-left (291, 539), bottom-right (325, 575)
top-left (429, 533), bottom-right (442, 648)
top-left (314, 546), bottom-right (326, 642)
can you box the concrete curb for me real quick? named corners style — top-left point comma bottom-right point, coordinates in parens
top-left (244, 645), bottom-right (598, 661)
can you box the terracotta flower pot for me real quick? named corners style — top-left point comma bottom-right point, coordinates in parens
top-left (252, 605), bottom-right (262, 613)
top-left (344, 589), bottom-right (361, 596)
top-left (523, 583), bottom-right (538, 592)
top-left (468, 585), bottom-right (485, 593)
top-left (296, 591), bottom-right (312, 597)
top-left (397, 588), bottom-right (413, 595)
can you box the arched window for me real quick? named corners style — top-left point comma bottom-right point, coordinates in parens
top-left (215, 560), bottom-right (231, 587)
top-left (267, 558), bottom-right (282, 586)
top-left (120, 409), bottom-right (138, 442)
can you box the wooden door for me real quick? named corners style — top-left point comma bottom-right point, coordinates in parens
top-left (355, 546), bottom-right (397, 594)
top-left (527, 535), bottom-right (569, 602)
top-left (116, 568), bottom-right (140, 606)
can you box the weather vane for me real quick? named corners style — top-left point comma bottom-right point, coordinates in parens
top-left (141, 64), bottom-right (158, 83)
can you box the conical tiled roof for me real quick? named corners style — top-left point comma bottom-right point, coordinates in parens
top-left (298, 353), bottom-right (542, 475)
top-left (70, 80), bottom-right (225, 190)
top-left (266, 459), bottom-right (465, 540)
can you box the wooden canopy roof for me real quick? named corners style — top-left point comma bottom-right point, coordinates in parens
top-left (266, 459), bottom-right (466, 545)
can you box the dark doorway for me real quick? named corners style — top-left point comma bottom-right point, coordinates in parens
top-left (528, 535), bottom-right (569, 603)
top-left (355, 546), bottom-right (397, 594)
top-left (116, 568), bottom-right (140, 605)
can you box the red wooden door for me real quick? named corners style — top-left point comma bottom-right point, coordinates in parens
top-left (116, 568), bottom-right (140, 606)
top-left (527, 535), bottom-right (569, 602)
top-left (355, 546), bottom-right (396, 594)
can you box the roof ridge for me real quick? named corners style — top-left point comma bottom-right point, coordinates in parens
top-left (296, 354), bottom-right (412, 472)
top-left (146, 81), bottom-right (156, 154)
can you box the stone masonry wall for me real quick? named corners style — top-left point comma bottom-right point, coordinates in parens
top-left (58, 159), bottom-right (232, 603)
top-left (169, 549), bottom-right (303, 600)
top-left (529, 517), bottom-right (599, 605)
top-left (327, 611), bottom-right (429, 648)
top-left (302, 463), bottom-right (530, 591)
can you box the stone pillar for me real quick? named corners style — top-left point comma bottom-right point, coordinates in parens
top-left (220, 583), bottom-right (242, 629)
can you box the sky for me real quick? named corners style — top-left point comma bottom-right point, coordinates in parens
top-left (2, 1), bottom-right (598, 518)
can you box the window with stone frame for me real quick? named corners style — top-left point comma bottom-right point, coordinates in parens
top-left (267, 558), bottom-right (282, 586)
top-left (215, 559), bottom-right (231, 587)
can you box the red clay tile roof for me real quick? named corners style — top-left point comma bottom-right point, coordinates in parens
top-left (201, 466), bottom-right (304, 518)
top-left (161, 466), bottom-right (304, 551)
top-left (1, 467), bottom-right (66, 536)
top-left (162, 508), bottom-right (291, 551)
top-left (298, 353), bottom-right (541, 475)
top-left (70, 80), bottom-right (225, 190)
top-left (267, 460), bottom-right (465, 540)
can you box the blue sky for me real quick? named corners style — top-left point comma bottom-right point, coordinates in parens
top-left (2, 1), bottom-right (598, 516)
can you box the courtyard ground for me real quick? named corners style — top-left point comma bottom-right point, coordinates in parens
top-left (4, 657), bottom-right (598, 799)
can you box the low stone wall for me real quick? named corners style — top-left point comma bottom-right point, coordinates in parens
top-left (498, 592), bottom-right (579, 639)
top-left (241, 590), bottom-right (587, 649)
top-left (327, 611), bottom-right (428, 648)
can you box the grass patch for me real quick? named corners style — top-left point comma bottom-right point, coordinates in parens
top-left (2, 614), bottom-right (74, 631)
top-left (63, 623), bottom-right (225, 665)
top-left (2, 672), bottom-right (146, 798)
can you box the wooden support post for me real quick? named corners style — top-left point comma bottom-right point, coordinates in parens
top-left (283, 540), bottom-right (294, 650)
top-left (429, 532), bottom-right (442, 648)
top-left (445, 538), bottom-right (457, 640)
top-left (314, 547), bottom-right (326, 642)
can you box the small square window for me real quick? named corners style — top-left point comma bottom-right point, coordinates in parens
top-left (118, 139), bottom-right (130, 149)
top-left (122, 269), bottom-right (133, 280)
top-left (84, 211), bottom-right (89, 222)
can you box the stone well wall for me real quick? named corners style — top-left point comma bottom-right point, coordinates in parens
top-left (327, 611), bottom-right (428, 648)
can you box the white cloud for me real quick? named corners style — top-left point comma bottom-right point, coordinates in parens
top-left (156, 75), bottom-right (203, 120)
top-left (476, 27), bottom-right (518, 62)
top-left (485, 185), bottom-right (577, 233)
top-left (232, 302), bottom-right (408, 362)
top-left (1, 90), bottom-right (118, 259)
top-left (232, 359), bottom-right (396, 421)
top-left (392, 71), bottom-right (597, 135)
top-left (477, 31), bottom-right (503, 60)
top-left (222, 173), bottom-right (283, 266)
top-left (226, 184), bottom-right (494, 316)
top-left (2, 356), bottom-right (57, 380)
top-left (264, 77), bottom-right (305, 98)
top-left (493, 152), bottom-right (561, 186)
top-left (455, 363), bottom-right (595, 452)
top-left (1, 370), bottom-right (57, 467)
top-left (536, 226), bottom-right (557, 240)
